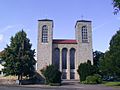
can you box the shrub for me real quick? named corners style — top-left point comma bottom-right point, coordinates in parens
top-left (86, 76), bottom-right (97, 84)
top-left (77, 60), bottom-right (96, 81)
top-left (83, 74), bottom-right (102, 84)
top-left (41, 65), bottom-right (62, 85)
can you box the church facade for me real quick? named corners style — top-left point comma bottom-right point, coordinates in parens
top-left (37, 19), bottom-right (93, 80)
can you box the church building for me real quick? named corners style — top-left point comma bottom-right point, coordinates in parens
top-left (37, 19), bottom-right (93, 80)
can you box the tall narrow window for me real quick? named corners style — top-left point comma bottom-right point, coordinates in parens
top-left (53, 48), bottom-right (60, 69)
top-left (82, 26), bottom-right (88, 43)
top-left (42, 25), bottom-right (48, 43)
top-left (62, 48), bottom-right (67, 69)
top-left (70, 48), bottom-right (75, 69)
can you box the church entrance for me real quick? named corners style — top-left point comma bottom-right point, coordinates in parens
top-left (53, 48), bottom-right (76, 80)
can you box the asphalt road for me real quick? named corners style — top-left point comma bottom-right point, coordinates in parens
top-left (0, 81), bottom-right (119, 90)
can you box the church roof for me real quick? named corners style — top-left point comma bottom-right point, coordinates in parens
top-left (53, 39), bottom-right (77, 44)
top-left (75, 20), bottom-right (91, 28)
top-left (76, 20), bottom-right (91, 22)
top-left (38, 19), bottom-right (53, 21)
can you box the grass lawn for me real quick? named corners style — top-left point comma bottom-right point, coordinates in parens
top-left (104, 81), bottom-right (120, 86)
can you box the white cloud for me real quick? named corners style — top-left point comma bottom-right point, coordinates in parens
top-left (93, 23), bottom-right (108, 30)
top-left (0, 24), bottom-right (31, 33)
top-left (0, 34), bottom-right (3, 43)
top-left (93, 21), bottom-right (113, 30)
top-left (0, 25), bottom-right (16, 33)
top-left (4, 25), bottom-right (15, 30)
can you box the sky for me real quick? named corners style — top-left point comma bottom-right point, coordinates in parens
top-left (0, 0), bottom-right (120, 53)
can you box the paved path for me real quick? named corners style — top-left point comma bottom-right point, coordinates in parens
top-left (0, 80), bottom-right (119, 90)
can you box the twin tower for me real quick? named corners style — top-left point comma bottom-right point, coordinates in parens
top-left (37, 19), bottom-right (93, 80)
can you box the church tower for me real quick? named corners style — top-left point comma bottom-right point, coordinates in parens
top-left (75, 20), bottom-right (93, 64)
top-left (37, 19), bottom-right (53, 71)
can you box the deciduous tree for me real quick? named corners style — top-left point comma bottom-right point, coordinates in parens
top-left (100, 30), bottom-right (120, 80)
top-left (113, 0), bottom-right (120, 14)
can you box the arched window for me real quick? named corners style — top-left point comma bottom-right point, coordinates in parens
top-left (70, 48), bottom-right (75, 69)
top-left (82, 26), bottom-right (88, 43)
top-left (62, 48), bottom-right (67, 69)
top-left (42, 25), bottom-right (48, 43)
top-left (53, 48), bottom-right (60, 69)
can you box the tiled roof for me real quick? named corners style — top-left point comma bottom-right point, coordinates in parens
top-left (53, 39), bottom-right (77, 44)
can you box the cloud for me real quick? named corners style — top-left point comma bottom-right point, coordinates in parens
top-left (0, 24), bottom-right (31, 33)
top-left (93, 20), bottom-right (114, 30)
top-left (0, 25), bottom-right (16, 33)
top-left (93, 22), bottom-right (108, 30)
top-left (0, 34), bottom-right (3, 43)
top-left (4, 25), bottom-right (15, 30)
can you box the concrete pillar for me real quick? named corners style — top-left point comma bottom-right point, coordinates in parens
top-left (59, 49), bottom-right (62, 72)
top-left (67, 49), bottom-right (70, 79)
top-left (75, 50), bottom-right (79, 79)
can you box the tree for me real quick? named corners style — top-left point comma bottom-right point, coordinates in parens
top-left (99, 51), bottom-right (113, 78)
top-left (100, 30), bottom-right (120, 80)
top-left (41, 65), bottom-right (61, 85)
top-left (0, 50), bottom-right (4, 65)
top-left (93, 51), bottom-right (104, 68)
top-left (109, 30), bottom-right (120, 78)
top-left (1, 30), bottom-right (36, 84)
top-left (113, 0), bottom-right (120, 14)
top-left (77, 60), bottom-right (96, 81)
top-left (0, 50), bottom-right (4, 58)
top-left (93, 51), bottom-right (104, 74)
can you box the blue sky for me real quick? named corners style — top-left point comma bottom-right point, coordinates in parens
top-left (0, 0), bottom-right (120, 52)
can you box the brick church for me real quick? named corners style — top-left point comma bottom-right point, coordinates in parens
top-left (37, 19), bottom-right (93, 80)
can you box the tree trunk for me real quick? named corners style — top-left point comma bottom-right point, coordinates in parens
top-left (18, 75), bottom-right (21, 85)
top-left (18, 74), bottom-right (22, 85)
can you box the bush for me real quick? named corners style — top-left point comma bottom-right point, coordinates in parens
top-left (77, 60), bottom-right (96, 81)
top-left (82, 74), bottom-right (102, 84)
top-left (41, 65), bottom-right (62, 85)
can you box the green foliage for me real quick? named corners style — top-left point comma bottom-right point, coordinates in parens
top-left (82, 74), bottom-right (102, 84)
top-left (1, 30), bottom-right (36, 79)
top-left (41, 65), bottom-right (61, 84)
top-left (113, 0), bottom-right (120, 14)
top-left (104, 81), bottom-right (120, 86)
top-left (77, 60), bottom-right (96, 81)
top-left (99, 51), bottom-right (113, 77)
top-left (100, 30), bottom-right (120, 80)
top-left (93, 51), bottom-right (104, 68)
top-left (93, 51), bottom-right (104, 74)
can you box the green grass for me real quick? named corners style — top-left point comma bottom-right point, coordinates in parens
top-left (104, 81), bottom-right (120, 86)
top-left (49, 83), bottom-right (61, 86)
